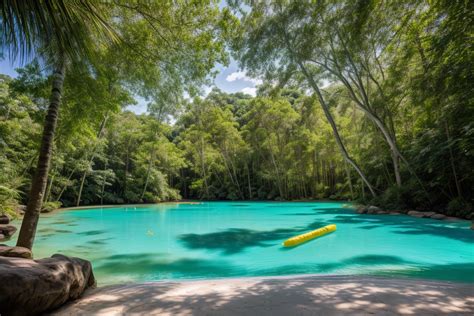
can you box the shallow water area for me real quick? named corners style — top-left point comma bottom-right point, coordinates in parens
top-left (7, 202), bottom-right (474, 285)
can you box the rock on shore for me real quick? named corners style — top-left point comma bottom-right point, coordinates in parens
top-left (356, 205), bottom-right (390, 215)
top-left (0, 214), bottom-right (10, 224)
top-left (0, 245), bottom-right (32, 259)
top-left (357, 205), bottom-right (452, 220)
top-left (0, 224), bottom-right (17, 241)
top-left (0, 254), bottom-right (96, 315)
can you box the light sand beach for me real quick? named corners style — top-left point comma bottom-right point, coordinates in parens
top-left (54, 275), bottom-right (474, 315)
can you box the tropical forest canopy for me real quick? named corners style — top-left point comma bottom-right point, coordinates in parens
top-left (1, 0), bottom-right (473, 223)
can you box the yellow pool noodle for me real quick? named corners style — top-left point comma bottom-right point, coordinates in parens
top-left (283, 224), bottom-right (336, 247)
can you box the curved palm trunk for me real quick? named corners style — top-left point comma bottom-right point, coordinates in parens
top-left (17, 61), bottom-right (66, 250)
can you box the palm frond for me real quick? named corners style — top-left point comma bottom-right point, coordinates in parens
top-left (0, 0), bottom-right (119, 64)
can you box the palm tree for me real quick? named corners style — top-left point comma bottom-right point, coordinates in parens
top-left (0, 0), bottom-right (117, 250)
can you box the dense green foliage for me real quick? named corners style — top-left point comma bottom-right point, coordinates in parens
top-left (1, 0), bottom-right (473, 220)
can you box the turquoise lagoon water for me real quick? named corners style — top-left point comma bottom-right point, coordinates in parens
top-left (7, 202), bottom-right (474, 285)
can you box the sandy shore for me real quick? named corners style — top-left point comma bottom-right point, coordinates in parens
top-left (53, 275), bottom-right (473, 315)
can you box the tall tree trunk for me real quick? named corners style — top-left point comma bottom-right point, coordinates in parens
top-left (76, 168), bottom-right (88, 207)
top-left (282, 31), bottom-right (376, 197)
top-left (181, 169), bottom-right (188, 199)
top-left (140, 147), bottom-right (155, 200)
top-left (296, 59), bottom-right (376, 197)
top-left (387, 114), bottom-right (402, 187)
top-left (43, 173), bottom-right (55, 203)
top-left (200, 137), bottom-right (209, 198)
top-left (100, 161), bottom-right (108, 205)
top-left (321, 30), bottom-right (410, 187)
top-left (270, 149), bottom-right (284, 198)
top-left (55, 167), bottom-right (76, 202)
top-left (227, 152), bottom-right (244, 199)
top-left (445, 120), bottom-right (462, 198)
top-left (76, 114), bottom-right (109, 206)
top-left (361, 179), bottom-right (366, 199)
top-left (124, 144), bottom-right (130, 203)
top-left (21, 153), bottom-right (38, 177)
top-left (332, 29), bottom-right (406, 187)
top-left (246, 162), bottom-right (252, 199)
top-left (391, 151), bottom-right (402, 187)
top-left (344, 160), bottom-right (354, 200)
top-left (220, 151), bottom-right (243, 199)
top-left (17, 61), bottom-right (66, 250)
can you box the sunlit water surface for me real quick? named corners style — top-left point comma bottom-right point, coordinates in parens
top-left (7, 202), bottom-right (474, 285)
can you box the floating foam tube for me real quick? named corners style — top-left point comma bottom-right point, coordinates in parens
top-left (283, 224), bottom-right (336, 247)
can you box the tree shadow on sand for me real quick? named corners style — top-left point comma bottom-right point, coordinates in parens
top-left (54, 272), bottom-right (474, 315)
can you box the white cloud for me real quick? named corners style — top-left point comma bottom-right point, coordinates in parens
top-left (226, 71), bottom-right (246, 82)
top-left (241, 87), bottom-right (257, 96)
top-left (203, 85), bottom-right (213, 96)
top-left (320, 79), bottom-right (331, 89)
top-left (226, 71), bottom-right (263, 85)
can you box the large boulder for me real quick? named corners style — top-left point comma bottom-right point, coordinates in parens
top-left (357, 205), bottom-right (389, 215)
top-left (0, 215), bottom-right (10, 224)
top-left (408, 211), bottom-right (439, 218)
top-left (0, 254), bottom-right (96, 315)
top-left (356, 205), bottom-right (368, 214)
top-left (0, 245), bottom-right (32, 259)
top-left (407, 210), bottom-right (424, 218)
top-left (367, 206), bottom-right (382, 214)
top-left (0, 224), bottom-right (17, 238)
top-left (431, 213), bottom-right (446, 220)
top-left (422, 212), bottom-right (436, 218)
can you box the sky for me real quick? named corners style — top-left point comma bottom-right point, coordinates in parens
top-left (0, 0), bottom-right (260, 115)
top-left (0, 58), bottom-right (20, 78)
top-left (0, 56), bottom-right (260, 115)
